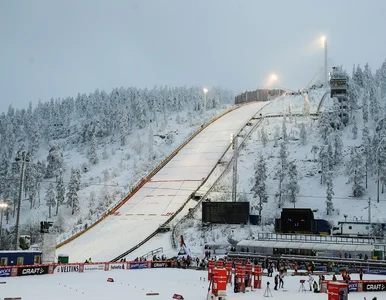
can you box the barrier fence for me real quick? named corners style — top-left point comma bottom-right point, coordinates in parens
top-left (0, 260), bottom-right (175, 278)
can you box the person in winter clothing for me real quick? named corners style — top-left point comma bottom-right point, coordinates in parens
top-left (332, 274), bottom-right (337, 281)
top-left (308, 274), bottom-right (314, 291)
top-left (359, 268), bottom-right (364, 280)
top-left (279, 273), bottom-right (284, 288)
top-left (274, 274), bottom-right (279, 290)
top-left (313, 281), bottom-right (319, 293)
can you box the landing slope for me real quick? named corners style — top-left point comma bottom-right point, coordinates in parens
top-left (57, 102), bottom-right (267, 262)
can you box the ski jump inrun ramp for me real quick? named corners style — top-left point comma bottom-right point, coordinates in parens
top-left (57, 102), bottom-right (267, 262)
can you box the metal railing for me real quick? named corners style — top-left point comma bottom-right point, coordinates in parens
top-left (254, 233), bottom-right (380, 245)
top-left (141, 247), bottom-right (163, 259)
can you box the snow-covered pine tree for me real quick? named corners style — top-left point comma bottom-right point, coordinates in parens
top-left (319, 144), bottom-right (329, 184)
top-left (310, 145), bottom-right (319, 162)
top-left (347, 147), bottom-right (365, 197)
top-left (148, 127), bottom-right (154, 159)
top-left (299, 123), bottom-right (307, 145)
top-left (369, 84), bottom-right (380, 123)
top-left (45, 141), bottom-right (64, 179)
top-left (118, 106), bottom-right (129, 146)
top-left (275, 142), bottom-right (289, 208)
top-left (286, 161), bottom-right (299, 208)
top-left (333, 131), bottom-right (343, 166)
top-left (251, 154), bottom-right (268, 223)
top-left (282, 119), bottom-right (288, 141)
top-left (302, 95), bottom-right (310, 119)
top-left (260, 127), bottom-right (268, 147)
top-left (66, 168), bottom-right (80, 215)
top-left (319, 112), bottom-right (330, 141)
top-left (89, 133), bottom-right (99, 165)
top-left (353, 65), bottom-right (364, 87)
top-left (362, 126), bottom-right (372, 188)
top-left (56, 172), bottom-right (65, 215)
top-left (45, 182), bottom-right (56, 218)
top-left (279, 140), bottom-right (288, 171)
top-left (325, 171), bottom-right (334, 215)
top-left (352, 116), bottom-right (358, 139)
top-left (362, 91), bottom-right (369, 123)
top-left (327, 139), bottom-right (334, 170)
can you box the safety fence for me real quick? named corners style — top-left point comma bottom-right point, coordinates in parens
top-left (0, 260), bottom-right (175, 278)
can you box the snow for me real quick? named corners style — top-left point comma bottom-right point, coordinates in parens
top-left (57, 102), bottom-right (268, 262)
top-left (55, 85), bottom-right (386, 263)
top-left (2, 267), bottom-right (386, 300)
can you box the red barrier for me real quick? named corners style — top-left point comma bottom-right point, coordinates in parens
top-left (253, 266), bottom-right (262, 289)
top-left (235, 265), bottom-right (245, 293)
top-left (245, 264), bottom-right (253, 288)
top-left (212, 268), bottom-right (227, 297)
top-left (207, 260), bottom-right (215, 280)
top-left (225, 261), bottom-right (232, 284)
top-left (328, 282), bottom-right (348, 300)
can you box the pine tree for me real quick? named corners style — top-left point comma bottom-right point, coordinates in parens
top-left (56, 172), bottom-right (65, 215)
top-left (325, 171), bottom-right (334, 215)
top-left (362, 91), bottom-right (369, 123)
top-left (276, 142), bottom-right (288, 208)
top-left (282, 119), bottom-right (288, 141)
top-left (319, 145), bottom-right (329, 184)
top-left (118, 106), bottom-right (129, 146)
top-left (302, 95), bottom-right (310, 119)
top-left (333, 131), bottom-right (343, 166)
top-left (299, 123), bottom-right (307, 145)
top-left (45, 182), bottom-right (56, 219)
top-left (347, 147), bottom-right (365, 197)
top-left (251, 155), bottom-right (268, 224)
top-left (260, 127), bottom-right (268, 147)
top-left (45, 141), bottom-right (64, 179)
top-left (66, 169), bottom-right (80, 215)
top-left (286, 162), bottom-right (299, 208)
top-left (369, 84), bottom-right (380, 123)
top-left (327, 140), bottom-right (334, 170)
top-left (89, 133), bottom-right (99, 165)
top-left (148, 127), bottom-right (154, 159)
top-left (352, 117), bottom-right (358, 139)
top-left (362, 126), bottom-right (372, 188)
top-left (311, 145), bottom-right (319, 162)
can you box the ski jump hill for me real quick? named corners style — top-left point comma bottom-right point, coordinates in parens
top-left (57, 101), bottom-right (267, 262)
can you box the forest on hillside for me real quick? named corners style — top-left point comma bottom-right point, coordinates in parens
top-left (0, 85), bottom-right (233, 249)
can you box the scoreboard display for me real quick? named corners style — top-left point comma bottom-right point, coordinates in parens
top-left (202, 202), bottom-right (249, 224)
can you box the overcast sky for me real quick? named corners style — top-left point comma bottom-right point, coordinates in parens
top-left (1, 0), bottom-right (386, 112)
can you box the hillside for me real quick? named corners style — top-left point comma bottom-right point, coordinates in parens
top-left (0, 86), bottom-right (234, 249)
top-left (177, 64), bottom-right (386, 254)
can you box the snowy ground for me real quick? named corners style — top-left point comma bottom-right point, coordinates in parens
top-left (2, 268), bottom-right (385, 300)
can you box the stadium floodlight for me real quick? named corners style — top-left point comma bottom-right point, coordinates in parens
top-left (321, 35), bottom-right (328, 85)
top-left (203, 88), bottom-right (208, 115)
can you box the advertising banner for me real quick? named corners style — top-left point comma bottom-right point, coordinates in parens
top-left (0, 267), bottom-right (11, 277)
top-left (150, 261), bottom-right (172, 268)
top-left (54, 264), bottom-right (80, 273)
top-left (129, 262), bottom-right (148, 270)
top-left (109, 263), bottom-right (126, 271)
top-left (17, 266), bottom-right (49, 276)
top-left (363, 281), bottom-right (386, 292)
top-left (83, 264), bottom-right (105, 272)
top-left (348, 282), bottom-right (358, 292)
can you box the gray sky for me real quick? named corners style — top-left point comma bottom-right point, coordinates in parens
top-left (1, 0), bottom-right (385, 111)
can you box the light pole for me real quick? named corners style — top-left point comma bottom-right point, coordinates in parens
top-left (203, 88), bottom-right (208, 116)
top-left (321, 36), bottom-right (328, 85)
top-left (14, 150), bottom-right (30, 250)
top-left (0, 202), bottom-right (8, 249)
